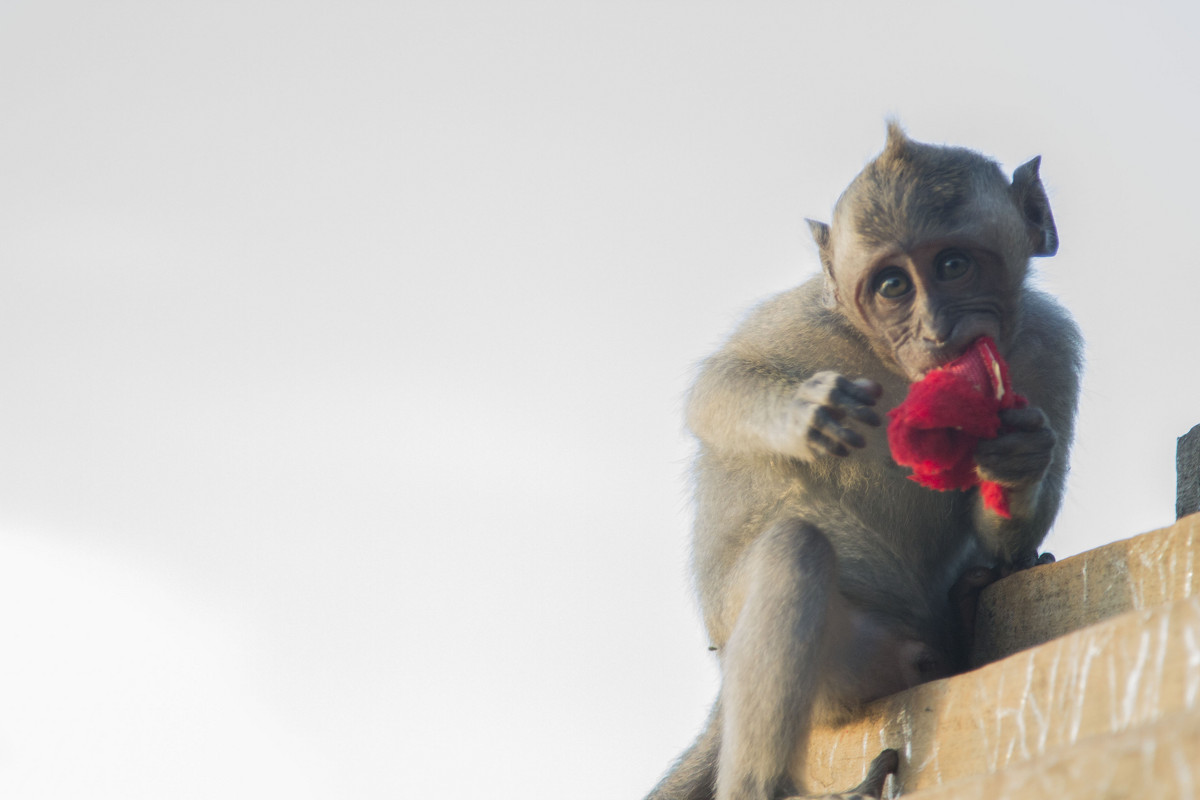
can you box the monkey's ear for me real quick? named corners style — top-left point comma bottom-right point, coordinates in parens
top-left (806, 218), bottom-right (833, 273)
top-left (883, 119), bottom-right (910, 159)
top-left (806, 218), bottom-right (840, 307)
top-left (1011, 156), bottom-right (1059, 257)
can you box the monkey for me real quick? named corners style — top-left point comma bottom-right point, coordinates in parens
top-left (645, 123), bottom-right (1082, 800)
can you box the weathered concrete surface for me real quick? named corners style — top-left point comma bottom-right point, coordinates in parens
top-left (900, 708), bottom-right (1200, 800)
top-left (971, 514), bottom-right (1199, 666)
top-left (801, 594), bottom-right (1200, 797)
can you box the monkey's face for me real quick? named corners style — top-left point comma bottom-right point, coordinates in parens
top-left (838, 236), bottom-right (1013, 382)
top-left (813, 127), bottom-right (1056, 383)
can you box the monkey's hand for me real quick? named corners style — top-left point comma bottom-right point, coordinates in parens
top-left (974, 407), bottom-right (1056, 490)
top-left (781, 372), bottom-right (882, 460)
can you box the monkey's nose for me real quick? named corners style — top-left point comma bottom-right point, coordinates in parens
top-left (920, 320), bottom-right (955, 346)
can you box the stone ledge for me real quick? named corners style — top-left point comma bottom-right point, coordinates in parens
top-left (802, 593), bottom-right (1200, 796)
top-left (898, 708), bottom-right (1200, 800)
top-left (971, 513), bottom-right (1200, 666)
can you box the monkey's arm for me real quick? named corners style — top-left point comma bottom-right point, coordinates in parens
top-left (972, 293), bottom-right (1083, 565)
top-left (972, 406), bottom-right (1062, 565)
top-left (687, 357), bottom-right (881, 461)
top-left (686, 284), bottom-right (886, 461)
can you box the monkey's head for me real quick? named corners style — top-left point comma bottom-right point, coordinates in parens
top-left (807, 122), bottom-right (1057, 382)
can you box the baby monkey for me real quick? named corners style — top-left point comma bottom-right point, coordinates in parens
top-left (646, 124), bottom-right (1081, 800)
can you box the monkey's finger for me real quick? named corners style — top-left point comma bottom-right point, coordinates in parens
top-left (976, 428), bottom-right (1056, 458)
top-left (836, 376), bottom-right (884, 404)
top-left (998, 406), bottom-right (1048, 431)
top-left (976, 426), bottom-right (1055, 485)
top-left (976, 451), bottom-right (1052, 485)
top-left (833, 394), bottom-right (882, 427)
top-left (813, 407), bottom-right (867, 449)
top-left (808, 426), bottom-right (852, 457)
top-left (830, 381), bottom-right (882, 426)
top-left (999, 550), bottom-right (1046, 576)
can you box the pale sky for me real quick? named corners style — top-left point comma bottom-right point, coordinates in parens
top-left (2, 2), bottom-right (1199, 798)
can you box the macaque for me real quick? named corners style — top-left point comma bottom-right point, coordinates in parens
top-left (646, 124), bottom-right (1082, 800)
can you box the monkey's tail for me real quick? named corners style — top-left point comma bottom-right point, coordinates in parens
top-left (644, 701), bottom-right (721, 800)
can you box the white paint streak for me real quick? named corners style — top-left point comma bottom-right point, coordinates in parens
top-left (1011, 652), bottom-right (1036, 761)
top-left (1069, 636), bottom-right (1102, 744)
top-left (979, 668), bottom-right (1000, 772)
top-left (1025, 640), bottom-right (1052, 754)
top-left (1119, 626), bottom-right (1151, 730)
top-left (1184, 605), bottom-right (1200, 709)
top-left (1185, 527), bottom-right (1196, 598)
top-left (1147, 611), bottom-right (1170, 719)
top-left (1172, 742), bottom-right (1196, 800)
top-left (1080, 560), bottom-right (1088, 609)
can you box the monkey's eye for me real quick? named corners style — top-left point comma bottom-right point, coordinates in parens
top-left (873, 268), bottom-right (912, 299)
top-left (935, 251), bottom-right (973, 281)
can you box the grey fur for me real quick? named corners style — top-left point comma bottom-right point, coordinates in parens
top-left (645, 126), bottom-right (1083, 800)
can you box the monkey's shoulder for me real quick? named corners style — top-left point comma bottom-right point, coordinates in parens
top-left (1015, 288), bottom-right (1083, 364)
top-left (723, 277), bottom-right (873, 374)
top-left (1002, 288), bottom-right (1083, 436)
top-left (1008, 288), bottom-right (1084, 386)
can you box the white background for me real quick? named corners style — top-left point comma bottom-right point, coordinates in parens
top-left (2, 2), bottom-right (1198, 798)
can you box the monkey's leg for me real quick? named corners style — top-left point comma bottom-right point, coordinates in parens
top-left (717, 519), bottom-right (840, 800)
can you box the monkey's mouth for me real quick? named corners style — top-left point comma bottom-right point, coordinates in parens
top-left (913, 337), bottom-right (1006, 392)
top-left (918, 353), bottom-right (966, 378)
top-left (909, 351), bottom-right (964, 382)
top-left (911, 333), bottom-right (999, 381)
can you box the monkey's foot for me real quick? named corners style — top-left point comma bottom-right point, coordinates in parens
top-left (999, 550), bottom-right (1055, 578)
top-left (789, 748), bottom-right (898, 800)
